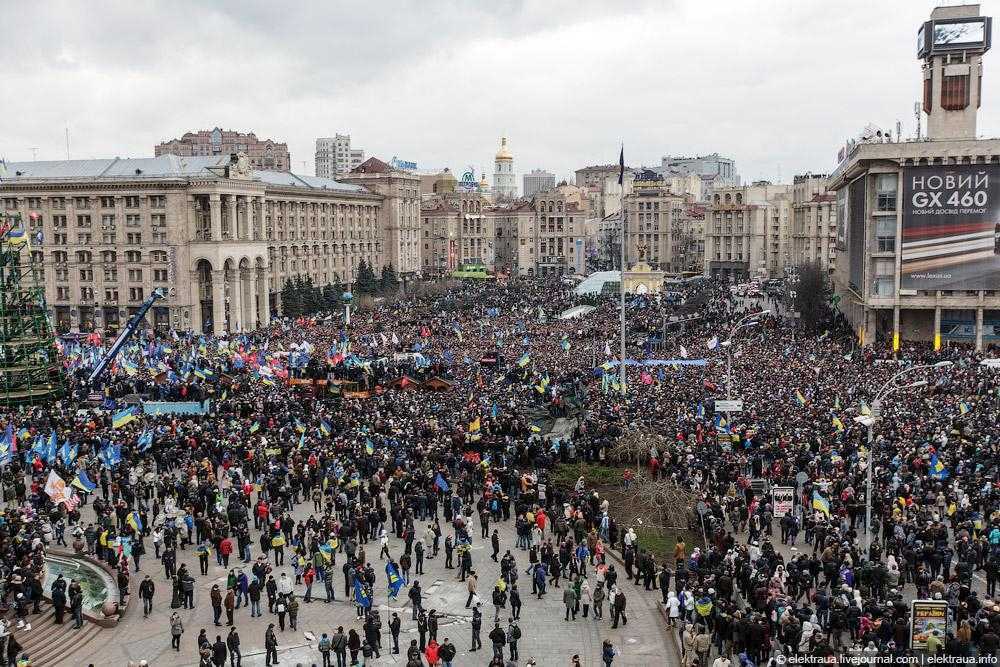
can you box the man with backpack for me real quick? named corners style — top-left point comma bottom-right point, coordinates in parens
top-left (507, 618), bottom-right (521, 662)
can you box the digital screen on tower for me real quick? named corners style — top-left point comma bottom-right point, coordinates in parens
top-left (934, 19), bottom-right (986, 48)
top-left (901, 165), bottom-right (1000, 290)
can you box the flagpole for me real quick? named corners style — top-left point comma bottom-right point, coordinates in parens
top-left (619, 146), bottom-right (627, 394)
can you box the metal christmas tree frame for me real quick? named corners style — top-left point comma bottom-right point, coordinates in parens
top-left (0, 212), bottom-right (63, 404)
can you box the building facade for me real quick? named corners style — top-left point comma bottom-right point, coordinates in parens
top-left (658, 153), bottom-right (739, 203)
top-left (492, 200), bottom-right (537, 276)
top-left (420, 182), bottom-right (496, 274)
top-left (341, 158), bottom-right (422, 280)
top-left (493, 137), bottom-right (516, 200)
top-left (705, 182), bottom-right (793, 280)
top-left (522, 169), bottom-right (555, 198)
top-left (0, 153), bottom-right (397, 335)
top-left (830, 4), bottom-right (997, 350)
top-left (155, 128), bottom-right (290, 172)
top-left (791, 174), bottom-right (838, 272)
top-left (315, 135), bottom-right (364, 179)
top-left (622, 176), bottom-right (704, 274)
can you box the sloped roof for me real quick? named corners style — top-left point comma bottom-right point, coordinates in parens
top-left (0, 155), bottom-right (363, 192)
top-left (352, 157), bottom-right (391, 174)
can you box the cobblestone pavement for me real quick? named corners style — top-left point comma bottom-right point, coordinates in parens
top-left (70, 498), bottom-right (676, 667)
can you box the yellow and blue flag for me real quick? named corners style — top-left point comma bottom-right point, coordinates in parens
top-left (516, 352), bottom-right (530, 368)
top-left (794, 390), bottom-right (807, 407)
top-left (319, 419), bottom-right (332, 437)
top-left (930, 453), bottom-right (949, 480)
top-left (468, 417), bottom-right (481, 433)
top-left (249, 421), bottom-right (260, 434)
top-left (353, 578), bottom-right (372, 608)
top-left (112, 406), bottom-right (138, 429)
top-left (126, 511), bottom-right (143, 533)
top-left (365, 438), bottom-right (374, 455)
top-left (72, 470), bottom-right (97, 493)
top-left (958, 401), bottom-right (971, 415)
top-left (812, 490), bottom-right (830, 517)
top-left (386, 561), bottom-right (407, 600)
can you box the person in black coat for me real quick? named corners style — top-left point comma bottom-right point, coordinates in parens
top-left (211, 635), bottom-right (227, 667)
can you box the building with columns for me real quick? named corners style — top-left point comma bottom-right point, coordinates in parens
top-left (0, 153), bottom-right (393, 335)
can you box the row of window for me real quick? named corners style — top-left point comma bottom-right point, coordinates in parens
top-left (7, 195), bottom-right (166, 210)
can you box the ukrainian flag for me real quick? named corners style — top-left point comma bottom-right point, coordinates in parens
top-left (72, 470), bottom-right (97, 493)
top-left (832, 415), bottom-right (845, 433)
top-left (560, 336), bottom-right (570, 352)
top-left (319, 420), bottom-right (332, 437)
top-left (249, 421), bottom-right (260, 434)
top-left (959, 401), bottom-right (971, 415)
top-left (812, 490), bottom-right (830, 517)
top-left (794, 390), bottom-right (807, 407)
top-left (364, 438), bottom-right (374, 455)
top-left (126, 511), bottom-right (143, 533)
top-left (860, 401), bottom-right (872, 417)
top-left (468, 417), bottom-right (481, 433)
top-left (516, 353), bottom-right (531, 368)
top-left (295, 419), bottom-right (306, 434)
top-left (112, 406), bottom-right (138, 429)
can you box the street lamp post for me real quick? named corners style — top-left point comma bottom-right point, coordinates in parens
top-left (859, 360), bottom-right (953, 557)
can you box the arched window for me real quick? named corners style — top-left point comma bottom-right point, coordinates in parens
top-left (735, 193), bottom-right (743, 204)
top-left (724, 194), bottom-right (731, 204)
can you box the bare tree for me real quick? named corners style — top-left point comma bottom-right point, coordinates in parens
top-left (617, 475), bottom-right (698, 535)
top-left (609, 431), bottom-right (666, 477)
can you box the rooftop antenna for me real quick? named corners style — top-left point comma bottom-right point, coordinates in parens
top-left (896, 120), bottom-right (902, 144)
top-left (30, 147), bottom-right (38, 161)
top-left (65, 126), bottom-right (70, 159)
top-left (913, 102), bottom-right (922, 140)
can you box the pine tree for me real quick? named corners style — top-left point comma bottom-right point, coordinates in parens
top-left (322, 283), bottom-right (338, 309)
top-left (380, 263), bottom-right (400, 293)
top-left (356, 260), bottom-right (378, 294)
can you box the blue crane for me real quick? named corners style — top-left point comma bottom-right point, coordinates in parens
top-left (86, 287), bottom-right (166, 386)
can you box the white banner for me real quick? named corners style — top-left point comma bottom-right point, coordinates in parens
top-left (772, 486), bottom-right (795, 518)
top-left (44, 470), bottom-right (73, 506)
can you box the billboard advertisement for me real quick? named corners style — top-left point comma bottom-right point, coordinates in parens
top-left (901, 165), bottom-right (1000, 290)
top-left (836, 186), bottom-right (847, 250)
top-left (910, 599), bottom-right (949, 649)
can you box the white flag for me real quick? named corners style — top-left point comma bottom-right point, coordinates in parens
top-left (707, 336), bottom-right (720, 350)
top-left (604, 342), bottom-right (611, 357)
top-left (391, 333), bottom-right (399, 346)
top-left (680, 345), bottom-right (689, 359)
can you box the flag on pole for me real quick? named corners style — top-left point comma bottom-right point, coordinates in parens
top-left (831, 415), bottom-right (845, 433)
top-left (353, 578), bottom-right (372, 608)
top-left (617, 145), bottom-right (625, 186)
top-left (386, 561), bottom-right (408, 600)
top-left (860, 401), bottom-right (872, 417)
top-left (319, 419), bottom-right (332, 437)
top-left (249, 421), bottom-right (260, 434)
top-left (137, 429), bottom-right (154, 453)
top-left (958, 401), bottom-right (971, 415)
top-left (365, 438), bottom-right (374, 455)
top-left (516, 352), bottom-right (531, 368)
top-left (707, 336), bottom-right (720, 351)
top-left (794, 390), bottom-right (807, 407)
top-left (468, 417), bottom-right (481, 433)
top-left (680, 345), bottom-right (689, 359)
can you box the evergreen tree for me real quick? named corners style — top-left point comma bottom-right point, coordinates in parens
top-left (280, 278), bottom-right (300, 318)
top-left (301, 275), bottom-right (318, 314)
top-left (322, 283), bottom-right (338, 309)
top-left (380, 263), bottom-right (400, 292)
top-left (356, 260), bottom-right (378, 294)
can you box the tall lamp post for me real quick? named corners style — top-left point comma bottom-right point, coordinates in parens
top-left (854, 360), bottom-right (953, 557)
top-left (723, 310), bottom-right (771, 401)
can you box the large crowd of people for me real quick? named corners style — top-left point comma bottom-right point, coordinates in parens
top-left (0, 274), bottom-right (998, 666)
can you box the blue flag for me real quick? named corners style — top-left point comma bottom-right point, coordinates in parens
top-left (353, 577), bottom-right (372, 608)
top-left (386, 561), bottom-right (407, 600)
top-left (434, 473), bottom-right (450, 493)
top-left (137, 429), bottom-right (154, 453)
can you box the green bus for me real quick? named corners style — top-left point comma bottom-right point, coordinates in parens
top-left (451, 264), bottom-right (491, 280)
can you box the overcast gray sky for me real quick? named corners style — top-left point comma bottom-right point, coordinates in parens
top-left (2, 0), bottom-right (997, 184)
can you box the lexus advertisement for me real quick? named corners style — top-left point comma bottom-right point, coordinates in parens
top-left (901, 165), bottom-right (1000, 290)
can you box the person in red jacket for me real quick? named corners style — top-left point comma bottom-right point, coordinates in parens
top-left (424, 638), bottom-right (440, 665)
top-left (220, 536), bottom-right (233, 567)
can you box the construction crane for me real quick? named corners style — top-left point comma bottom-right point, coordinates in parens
top-left (86, 288), bottom-right (166, 386)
